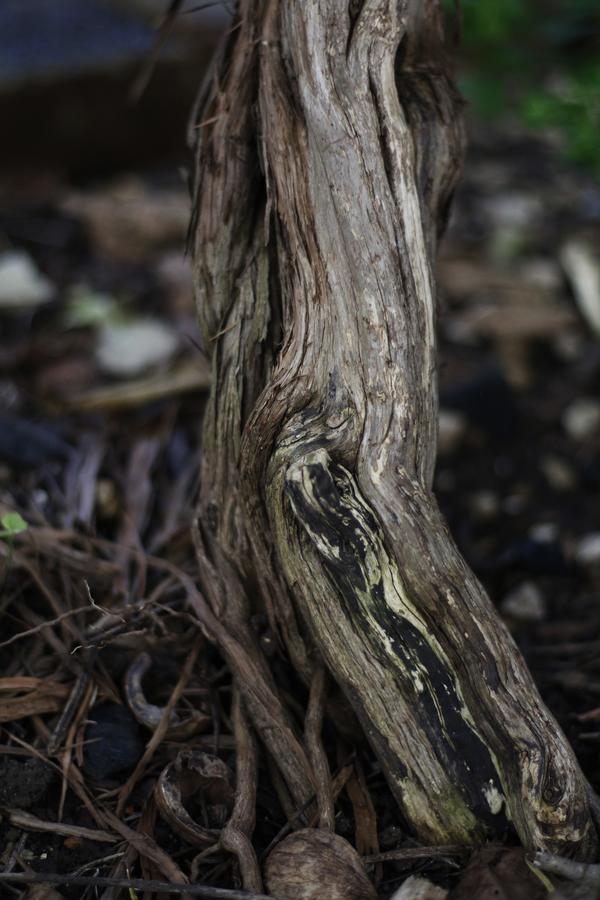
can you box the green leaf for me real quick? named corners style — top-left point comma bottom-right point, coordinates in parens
top-left (63, 286), bottom-right (123, 330)
top-left (0, 512), bottom-right (28, 536)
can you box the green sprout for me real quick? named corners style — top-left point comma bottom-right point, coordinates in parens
top-left (0, 512), bottom-right (28, 539)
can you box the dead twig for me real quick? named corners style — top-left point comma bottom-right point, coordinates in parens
top-left (124, 651), bottom-right (210, 738)
top-left (259, 764), bottom-right (354, 862)
top-left (533, 850), bottom-right (600, 884)
top-left (1, 808), bottom-right (117, 843)
top-left (0, 872), bottom-right (274, 898)
top-left (64, 360), bottom-right (210, 412)
top-left (58, 676), bottom-right (96, 821)
top-left (102, 808), bottom-right (188, 886)
top-left (47, 668), bottom-right (93, 755)
top-left (345, 761), bottom-right (380, 882)
top-left (219, 689), bottom-right (262, 893)
top-left (304, 665), bottom-right (334, 831)
top-left (0, 607), bottom-right (93, 650)
top-left (0, 692), bottom-right (69, 724)
top-left (361, 845), bottom-right (470, 864)
top-left (116, 635), bottom-right (204, 815)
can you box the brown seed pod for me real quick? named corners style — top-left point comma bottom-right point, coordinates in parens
top-left (154, 750), bottom-right (233, 847)
top-left (264, 828), bottom-right (376, 900)
top-left (24, 889), bottom-right (65, 900)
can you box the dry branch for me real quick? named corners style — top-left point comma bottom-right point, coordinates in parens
top-left (190, 0), bottom-right (597, 859)
top-left (0, 872), bottom-right (273, 899)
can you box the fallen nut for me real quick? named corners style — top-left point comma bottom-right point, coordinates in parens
top-left (264, 828), bottom-right (376, 899)
top-left (154, 750), bottom-right (233, 847)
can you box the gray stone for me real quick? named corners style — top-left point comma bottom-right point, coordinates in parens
top-left (575, 534), bottom-right (600, 567)
top-left (96, 318), bottom-right (179, 378)
top-left (528, 522), bottom-right (559, 544)
top-left (437, 408), bottom-right (467, 456)
top-left (389, 876), bottom-right (448, 900)
top-left (470, 490), bottom-right (499, 521)
top-left (501, 582), bottom-right (546, 623)
top-left (0, 251), bottom-right (54, 310)
top-left (540, 455), bottom-right (577, 492)
top-left (562, 398), bottom-right (600, 441)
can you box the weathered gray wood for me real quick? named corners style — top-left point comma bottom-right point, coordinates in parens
top-left (190, 0), bottom-right (597, 863)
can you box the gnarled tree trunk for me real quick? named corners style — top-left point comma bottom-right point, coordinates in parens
top-left (188, 0), bottom-right (597, 883)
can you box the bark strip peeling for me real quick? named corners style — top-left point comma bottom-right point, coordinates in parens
top-left (191, 0), bottom-right (597, 863)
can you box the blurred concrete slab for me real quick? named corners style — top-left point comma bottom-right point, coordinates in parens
top-left (0, 0), bottom-right (226, 177)
top-left (0, 0), bottom-right (153, 85)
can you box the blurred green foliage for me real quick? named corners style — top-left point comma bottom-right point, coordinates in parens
top-left (445, 0), bottom-right (600, 173)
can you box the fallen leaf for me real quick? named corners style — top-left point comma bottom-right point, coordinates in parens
top-left (449, 846), bottom-right (546, 900)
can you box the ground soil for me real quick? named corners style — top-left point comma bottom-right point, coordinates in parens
top-left (0, 122), bottom-right (598, 898)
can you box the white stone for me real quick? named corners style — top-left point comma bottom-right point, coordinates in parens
top-left (540, 455), bottom-right (577, 492)
top-left (519, 258), bottom-right (562, 290)
top-left (485, 193), bottom-right (540, 229)
top-left (437, 408), bottom-right (466, 456)
top-left (575, 533), bottom-right (600, 567)
top-left (562, 398), bottom-right (600, 441)
top-left (561, 240), bottom-right (600, 337)
top-left (96, 318), bottom-right (179, 377)
top-left (501, 582), bottom-right (546, 623)
top-left (389, 876), bottom-right (448, 900)
top-left (0, 250), bottom-right (54, 309)
top-left (528, 522), bottom-right (559, 543)
top-left (470, 490), bottom-right (499, 520)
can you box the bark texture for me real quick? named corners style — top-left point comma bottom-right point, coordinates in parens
top-left (190, 0), bottom-right (598, 873)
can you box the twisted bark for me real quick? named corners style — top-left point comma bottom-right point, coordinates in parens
top-left (190, 0), bottom-right (597, 872)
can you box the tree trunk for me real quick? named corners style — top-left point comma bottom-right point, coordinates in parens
top-left (189, 0), bottom-right (597, 877)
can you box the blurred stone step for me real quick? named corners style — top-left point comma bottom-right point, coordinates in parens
top-left (0, 0), bottom-right (225, 177)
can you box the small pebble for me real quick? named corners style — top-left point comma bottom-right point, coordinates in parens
top-left (0, 379), bottom-right (20, 412)
top-left (562, 398), bottom-right (600, 441)
top-left (437, 408), bottom-right (466, 456)
top-left (96, 317), bottom-right (179, 378)
top-left (501, 582), bottom-right (546, 623)
top-left (540, 454), bottom-right (577, 491)
top-left (84, 702), bottom-right (145, 779)
top-left (519, 258), bottom-right (562, 291)
top-left (528, 522), bottom-right (559, 544)
top-left (443, 314), bottom-right (480, 346)
top-left (485, 192), bottom-right (541, 229)
top-left (156, 250), bottom-right (194, 313)
top-left (389, 876), bottom-right (447, 900)
top-left (0, 250), bottom-right (54, 310)
top-left (469, 490), bottom-right (499, 521)
top-left (95, 478), bottom-right (119, 518)
top-left (575, 533), bottom-right (600, 567)
top-left (31, 488), bottom-right (49, 511)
